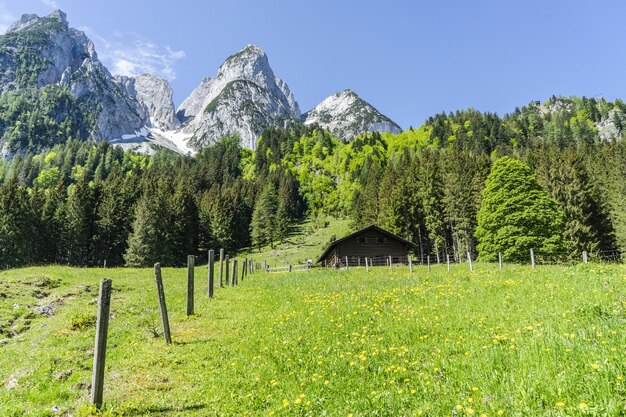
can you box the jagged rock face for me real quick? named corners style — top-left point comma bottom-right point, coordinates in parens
top-left (596, 108), bottom-right (625, 142)
top-left (0, 10), bottom-right (147, 141)
top-left (176, 77), bottom-right (211, 124)
top-left (303, 89), bottom-right (402, 141)
top-left (178, 45), bottom-right (301, 149)
top-left (117, 74), bottom-right (177, 130)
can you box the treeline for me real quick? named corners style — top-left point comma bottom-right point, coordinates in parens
top-left (1, 96), bottom-right (625, 268)
top-left (0, 137), bottom-right (302, 268)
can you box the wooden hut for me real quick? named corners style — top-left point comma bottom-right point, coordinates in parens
top-left (317, 225), bottom-right (415, 267)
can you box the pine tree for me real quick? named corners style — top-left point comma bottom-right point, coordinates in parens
top-left (167, 179), bottom-right (198, 265)
top-left (532, 144), bottom-right (614, 258)
top-left (65, 178), bottom-right (99, 265)
top-left (93, 174), bottom-right (137, 266)
top-left (124, 192), bottom-right (167, 267)
top-left (0, 180), bottom-right (37, 268)
top-left (250, 184), bottom-right (278, 249)
top-left (475, 157), bottom-right (565, 262)
top-left (417, 149), bottom-right (446, 257)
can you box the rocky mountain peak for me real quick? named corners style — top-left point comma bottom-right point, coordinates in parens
top-left (303, 89), bottom-right (402, 141)
top-left (0, 9), bottom-right (149, 146)
top-left (177, 44), bottom-right (301, 149)
top-left (6, 10), bottom-right (67, 34)
top-left (0, 9), bottom-right (404, 155)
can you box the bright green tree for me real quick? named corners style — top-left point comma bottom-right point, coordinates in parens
top-left (475, 157), bottom-right (565, 262)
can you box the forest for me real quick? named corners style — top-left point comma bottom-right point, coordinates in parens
top-left (0, 96), bottom-right (625, 268)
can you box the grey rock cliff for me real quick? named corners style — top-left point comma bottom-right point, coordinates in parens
top-left (0, 10), bottom-right (147, 141)
top-left (303, 89), bottom-right (402, 140)
top-left (117, 74), bottom-right (177, 130)
top-left (178, 45), bottom-right (301, 149)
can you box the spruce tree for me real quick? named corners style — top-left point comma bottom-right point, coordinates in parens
top-left (250, 184), bottom-right (278, 249)
top-left (65, 179), bottom-right (99, 266)
top-left (124, 192), bottom-right (166, 267)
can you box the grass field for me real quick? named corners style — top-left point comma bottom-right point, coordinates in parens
top-left (1, 261), bottom-right (625, 416)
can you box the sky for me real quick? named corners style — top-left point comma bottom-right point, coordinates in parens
top-left (1, 0), bottom-right (626, 129)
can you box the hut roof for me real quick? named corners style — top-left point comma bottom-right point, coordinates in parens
top-left (316, 224), bottom-right (415, 263)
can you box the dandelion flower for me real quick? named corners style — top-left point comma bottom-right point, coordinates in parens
top-left (579, 403), bottom-right (588, 409)
top-left (556, 402), bottom-right (565, 408)
top-left (591, 364), bottom-right (600, 370)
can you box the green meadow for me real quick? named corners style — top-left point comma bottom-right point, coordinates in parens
top-left (1, 261), bottom-right (625, 416)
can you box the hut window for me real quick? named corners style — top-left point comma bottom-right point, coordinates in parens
top-left (376, 237), bottom-right (384, 244)
top-left (357, 237), bottom-right (366, 243)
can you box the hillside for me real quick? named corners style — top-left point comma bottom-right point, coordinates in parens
top-left (240, 217), bottom-right (352, 266)
top-left (1, 262), bottom-right (625, 416)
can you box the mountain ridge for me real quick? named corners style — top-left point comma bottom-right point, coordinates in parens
top-left (0, 10), bottom-right (404, 155)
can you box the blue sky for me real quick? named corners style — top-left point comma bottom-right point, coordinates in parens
top-left (2, 0), bottom-right (626, 128)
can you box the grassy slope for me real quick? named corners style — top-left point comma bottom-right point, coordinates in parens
top-left (1, 261), bottom-right (625, 416)
top-left (240, 217), bottom-right (352, 266)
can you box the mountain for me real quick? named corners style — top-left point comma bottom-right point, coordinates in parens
top-left (0, 10), bottom-right (405, 155)
top-left (303, 89), bottom-right (402, 140)
top-left (116, 74), bottom-right (177, 131)
top-left (177, 45), bottom-right (301, 150)
top-left (0, 10), bottom-right (149, 152)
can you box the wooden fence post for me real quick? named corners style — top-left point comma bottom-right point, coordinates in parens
top-left (218, 249), bottom-right (224, 287)
top-left (288, 264), bottom-right (292, 273)
top-left (262, 259), bottom-right (267, 272)
top-left (409, 255), bottom-right (413, 273)
top-left (242, 259), bottom-right (246, 282)
top-left (498, 252), bottom-right (502, 270)
top-left (232, 260), bottom-right (238, 286)
top-left (187, 255), bottom-right (194, 316)
top-left (467, 251), bottom-right (473, 272)
top-left (427, 255), bottom-right (431, 272)
top-left (530, 248), bottom-right (535, 269)
top-left (225, 255), bottom-right (230, 286)
top-left (389, 255), bottom-right (393, 272)
top-left (90, 278), bottom-right (112, 409)
top-left (208, 250), bottom-right (215, 298)
top-left (358, 258), bottom-right (361, 268)
top-left (582, 251), bottom-right (588, 263)
top-left (154, 263), bottom-right (171, 344)
top-left (365, 257), bottom-right (369, 272)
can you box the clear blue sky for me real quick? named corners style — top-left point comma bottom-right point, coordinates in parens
top-left (2, 0), bottom-right (626, 128)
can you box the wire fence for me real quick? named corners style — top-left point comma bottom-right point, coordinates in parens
top-left (264, 248), bottom-right (624, 273)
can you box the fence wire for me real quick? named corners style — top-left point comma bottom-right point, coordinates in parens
top-left (264, 248), bottom-right (624, 273)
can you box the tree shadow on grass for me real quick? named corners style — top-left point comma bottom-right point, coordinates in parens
top-left (122, 403), bottom-right (207, 415)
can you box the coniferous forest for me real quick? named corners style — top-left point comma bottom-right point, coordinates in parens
top-left (1, 96), bottom-right (625, 268)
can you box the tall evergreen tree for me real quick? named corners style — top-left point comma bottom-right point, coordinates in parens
top-left (250, 183), bottom-right (279, 249)
top-left (65, 179), bottom-right (100, 265)
top-left (475, 157), bottom-right (565, 262)
top-left (124, 191), bottom-right (168, 267)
